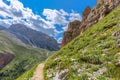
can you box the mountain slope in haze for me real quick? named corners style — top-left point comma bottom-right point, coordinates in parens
top-left (0, 26), bottom-right (6, 30)
top-left (0, 30), bottom-right (51, 80)
top-left (7, 24), bottom-right (59, 51)
top-left (44, 5), bottom-right (120, 80)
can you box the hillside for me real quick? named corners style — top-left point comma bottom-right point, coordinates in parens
top-left (44, 5), bottom-right (120, 80)
top-left (0, 31), bottom-right (51, 80)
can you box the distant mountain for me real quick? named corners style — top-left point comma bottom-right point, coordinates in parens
top-left (7, 24), bottom-right (59, 51)
top-left (0, 26), bottom-right (6, 30)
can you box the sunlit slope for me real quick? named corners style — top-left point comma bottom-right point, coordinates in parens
top-left (44, 5), bottom-right (120, 80)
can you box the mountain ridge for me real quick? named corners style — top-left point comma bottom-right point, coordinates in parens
top-left (0, 23), bottom-right (59, 51)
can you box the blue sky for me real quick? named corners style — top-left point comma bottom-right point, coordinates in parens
top-left (20, 0), bottom-right (96, 15)
top-left (0, 0), bottom-right (97, 43)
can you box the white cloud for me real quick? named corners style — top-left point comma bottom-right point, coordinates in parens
top-left (57, 37), bottom-right (63, 43)
top-left (43, 9), bottom-right (68, 25)
top-left (0, 0), bottom-right (82, 42)
top-left (69, 10), bottom-right (82, 21)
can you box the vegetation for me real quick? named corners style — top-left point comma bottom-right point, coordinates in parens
top-left (0, 31), bottom-right (51, 80)
top-left (17, 64), bottom-right (38, 80)
top-left (44, 5), bottom-right (120, 80)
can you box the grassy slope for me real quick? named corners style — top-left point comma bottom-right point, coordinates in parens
top-left (44, 5), bottom-right (120, 80)
top-left (0, 31), bottom-right (51, 80)
top-left (16, 64), bottom-right (38, 80)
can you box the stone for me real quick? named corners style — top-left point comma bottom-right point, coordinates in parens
top-left (82, 6), bottom-right (91, 21)
top-left (117, 39), bottom-right (120, 47)
top-left (58, 69), bottom-right (69, 79)
top-left (53, 69), bottom-right (69, 80)
top-left (61, 20), bottom-right (81, 47)
top-left (115, 60), bottom-right (120, 67)
top-left (112, 30), bottom-right (120, 38)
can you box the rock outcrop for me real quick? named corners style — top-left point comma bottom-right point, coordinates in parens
top-left (61, 20), bottom-right (81, 47)
top-left (0, 52), bottom-right (14, 69)
top-left (61, 0), bottom-right (120, 47)
top-left (82, 6), bottom-right (91, 21)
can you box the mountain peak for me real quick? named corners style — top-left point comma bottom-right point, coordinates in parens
top-left (10, 24), bottom-right (33, 32)
top-left (8, 23), bottom-right (59, 51)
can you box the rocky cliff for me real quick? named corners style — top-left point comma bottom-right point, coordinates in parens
top-left (61, 0), bottom-right (120, 47)
top-left (61, 20), bottom-right (81, 47)
top-left (0, 52), bottom-right (14, 69)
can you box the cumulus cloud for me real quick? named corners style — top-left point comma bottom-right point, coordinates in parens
top-left (0, 0), bottom-right (81, 42)
top-left (69, 10), bottom-right (82, 21)
top-left (43, 9), bottom-right (68, 25)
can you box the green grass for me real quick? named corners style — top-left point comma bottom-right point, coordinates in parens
top-left (17, 64), bottom-right (38, 80)
top-left (0, 31), bottom-right (52, 80)
top-left (44, 5), bottom-right (120, 80)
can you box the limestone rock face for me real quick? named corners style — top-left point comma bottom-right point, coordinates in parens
top-left (61, 0), bottom-right (120, 47)
top-left (61, 20), bottom-right (81, 47)
top-left (82, 6), bottom-right (91, 21)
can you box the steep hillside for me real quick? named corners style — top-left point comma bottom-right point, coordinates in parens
top-left (7, 24), bottom-right (59, 51)
top-left (44, 5), bottom-right (120, 80)
top-left (61, 0), bottom-right (120, 47)
top-left (0, 31), bottom-right (51, 80)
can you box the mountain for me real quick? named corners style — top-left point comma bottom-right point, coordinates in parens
top-left (0, 26), bottom-right (6, 30)
top-left (0, 30), bottom-right (51, 80)
top-left (44, 1), bottom-right (120, 80)
top-left (7, 24), bottom-right (59, 51)
top-left (61, 0), bottom-right (120, 47)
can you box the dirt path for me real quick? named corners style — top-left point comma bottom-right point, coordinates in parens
top-left (31, 63), bottom-right (45, 80)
